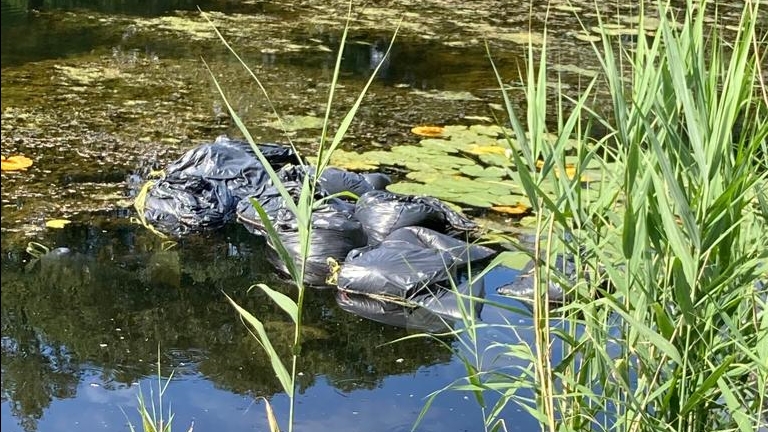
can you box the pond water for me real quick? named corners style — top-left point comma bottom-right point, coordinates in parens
top-left (1, 1), bottom-right (759, 431)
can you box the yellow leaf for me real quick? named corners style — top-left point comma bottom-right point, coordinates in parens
top-left (465, 144), bottom-right (507, 155)
top-left (46, 219), bottom-right (71, 229)
top-left (491, 204), bottom-right (530, 215)
top-left (411, 125), bottom-right (445, 138)
top-left (261, 397), bottom-right (280, 432)
top-left (1, 155), bottom-right (34, 171)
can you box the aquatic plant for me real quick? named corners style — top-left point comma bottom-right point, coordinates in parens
top-left (415, 0), bottom-right (768, 431)
top-left (127, 350), bottom-right (192, 432)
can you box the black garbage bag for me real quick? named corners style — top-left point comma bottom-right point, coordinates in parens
top-left (315, 167), bottom-right (391, 198)
top-left (274, 165), bottom-right (391, 198)
top-left (336, 226), bottom-right (495, 301)
top-left (236, 177), bottom-right (366, 286)
top-left (138, 136), bottom-right (298, 236)
top-left (354, 190), bottom-right (478, 246)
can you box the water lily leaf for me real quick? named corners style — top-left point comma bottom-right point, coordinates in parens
top-left (406, 170), bottom-right (460, 183)
top-left (411, 126), bottom-right (446, 137)
top-left (491, 194), bottom-right (531, 207)
top-left (446, 129), bottom-right (497, 147)
top-left (535, 160), bottom-right (591, 181)
top-left (491, 204), bottom-right (530, 215)
top-left (480, 178), bottom-right (522, 192)
top-left (386, 182), bottom-right (434, 196)
top-left (573, 32), bottom-right (602, 43)
top-left (469, 124), bottom-right (510, 138)
top-left (423, 154), bottom-right (475, 168)
top-left (449, 194), bottom-right (495, 208)
top-left (46, 219), bottom-right (72, 229)
top-left (479, 154), bottom-right (513, 167)
top-left (463, 144), bottom-right (508, 156)
top-left (401, 162), bottom-right (441, 173)
top-left (317, 149), bottom-right (381, 171)
top-left (442, 125), bottom-right (469, 135)
top-left (391, 145), bottom-right (446, 157)
top-left (1, 155), bottom-right (33, 171)
top-left (519, 216), bottom-right (539, 228)
top-left (459, 165), bottom-right (507, 178)
top-left (264, 114), bottom-right (324, 131)
top-left (496, 137), bottom-right (522, 151)
top-left (420, 138), bottom-right (461, 154)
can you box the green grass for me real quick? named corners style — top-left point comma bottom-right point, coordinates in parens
top-left (421, 0), bottom-right (768, 431)
top-left (126, 349), bottom-right (192, 432)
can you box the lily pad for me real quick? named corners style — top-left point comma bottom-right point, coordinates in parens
top-left (406, 170), bottom-right (461, 183)
top-left (442, 125), bottom-right (469, 136)
top-left (573, 32), bottom-right (602, 43)
top-left (1, 155), bottom-right (34, 171)
top-left (479, 153), bottom-right (513, 168)
top-left (462, 144), bottom-right (508, 156)
top-left (319, 150), bottom-right (381, 171)
top-left (491, 194), bottom-right (531, 207)
top-left (479, 179), bottom-right (522, 193)
top-left (420, 138), bottom-right (461, 154)
top-left (449, 194), bottom-right (495, 208)
top-left (429, 154), bottom-right (475, 167)
top-left (459, 165), bottom-right (507, 178)
top-left (411, 126), bottom-right (446, 137)
top-left (391, 145), bottom-right (447, 157)
top-left (469, 124), bottom-right (510, 138)
top-left (491, 204), bottom-right (530, 215)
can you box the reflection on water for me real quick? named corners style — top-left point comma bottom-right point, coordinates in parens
top-left (2, 219), bottom-right (492, 431)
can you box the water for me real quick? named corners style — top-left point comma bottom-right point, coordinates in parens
top-left (1, 1), bottom-right (759, 431)
top-left (1, 217), bottom-right (532, 432)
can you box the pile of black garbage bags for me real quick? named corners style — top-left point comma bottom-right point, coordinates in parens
top-left (136, 137), bottom-right (497, 331)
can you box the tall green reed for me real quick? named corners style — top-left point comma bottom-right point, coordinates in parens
top-left (202, 5), bottom-right (399, 432)
top-left (422, 1), bottom-right (767, 431)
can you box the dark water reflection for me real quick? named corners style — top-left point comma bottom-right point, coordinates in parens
top-left (3, 217), bottom-right (521, 431)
